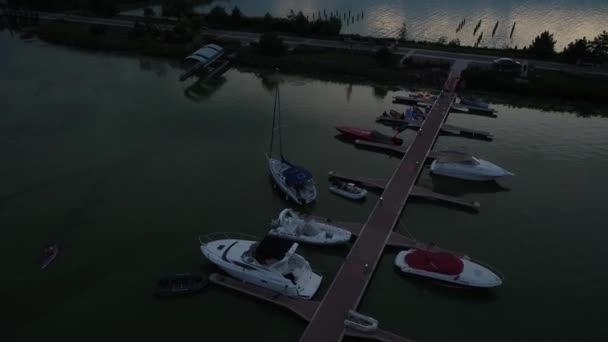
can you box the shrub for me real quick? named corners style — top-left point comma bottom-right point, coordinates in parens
top-left (259, 31), bottom-right (286, 56)
top-left (375, 46), bottom-right (394, 67)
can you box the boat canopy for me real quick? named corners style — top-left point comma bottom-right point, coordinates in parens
top-left (255, 235), bottom-right (296, 263)
top-left (405, 249), bottom-right (464, 275)
top-left (184, 44), bottom-right (224, 64)
top-left (283, 163), bottom-right (313, 186)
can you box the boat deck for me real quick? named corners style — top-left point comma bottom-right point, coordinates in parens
top-left (299, 84), bottom-right (458, 341)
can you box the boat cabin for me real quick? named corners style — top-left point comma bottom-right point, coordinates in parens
top-left (282, 162), bottom-right (313, 189)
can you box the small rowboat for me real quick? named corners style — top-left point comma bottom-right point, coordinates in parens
top-left (329, 180), bottom-right (367, 200)
top-left (155, 273), bottom-right (208, 298)
top-left (344, 310), bottom-right (378, 332)
top-left (40, 244), bottom-right (59, 270)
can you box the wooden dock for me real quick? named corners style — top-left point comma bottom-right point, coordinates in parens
top-left (328, 170), bottom-right (480, 210)
top-left (300, 82), bottom-right (459, 341)
top-left (377, 115), bottom-right (493, 140)
top-left (210, 273), bottom-right (413, 342)
top-left (392, 96), bottom-right (498, 117)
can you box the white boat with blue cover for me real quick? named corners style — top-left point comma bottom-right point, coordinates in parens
top-left (269, 158), bottom-right (317, 205)
top-left (268, 208), bottom-right (352, 245)
top-left (200, 233), bottom-right (322, 299)
top-left (430, 151), bottom-right (514, 181)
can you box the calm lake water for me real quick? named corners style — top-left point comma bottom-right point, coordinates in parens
top-left (126, 0), bottom-right (608, 49)
top-left (2, 31), bottom-right (608, 341)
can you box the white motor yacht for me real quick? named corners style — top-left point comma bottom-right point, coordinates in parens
top-left (430, 151), bottom-right (513, 181)
top-left (200, 234), bottom-right (322, 299)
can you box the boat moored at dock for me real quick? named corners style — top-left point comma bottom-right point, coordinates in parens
top-left (430, 151), bottom-right (513, 181)
top-left (200, 234), bottom-right (322, 299)
top-left (328, 180), bottom-right (368, 200)
top-left (394, 249), bottom-right (503, 288)
top-left (268, 208), bottom-right (352, 245)
top-left (336, 126), bottom-right (403, 145)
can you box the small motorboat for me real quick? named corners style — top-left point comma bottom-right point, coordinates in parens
top-left (394, 249), bottom-right (502, 288)
top-left (460, 96), bottom-right (490, 109)
top-left (200, 234), bottom-right (322, 299)
top-left (336, 126), bottom-right (403, 146)
top-left (269, 158), bottom-right (317, 205)
top-left (269, 208), bottom-right (352, 245)
top-left (344, 310), bottom-right (379, 332)
top-left (155, 273), bottom-right (208, 298)
top-left (430, 151), bottom-right (514, 181)
top-left (40, 244), bottom-right (59, 270)
top-left (329, 180), bottom-right (367, 200)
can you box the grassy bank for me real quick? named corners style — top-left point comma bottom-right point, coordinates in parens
top-left (35, 21), bottom-right (191, 58)
top-left (33, 20), bottom-right (448, 87)
top-left (233, 45), bottom-right (449, 86)
top-left (461, 68), bottom-right (608, 104)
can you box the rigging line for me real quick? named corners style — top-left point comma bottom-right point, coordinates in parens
top-left (268, 86), bottom-right (278, 156)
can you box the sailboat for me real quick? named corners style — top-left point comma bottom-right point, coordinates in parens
top-left (268, 85), bottom-right (317, 205)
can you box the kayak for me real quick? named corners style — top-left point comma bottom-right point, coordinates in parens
top-left (40, 244), bottom-right (59, 270)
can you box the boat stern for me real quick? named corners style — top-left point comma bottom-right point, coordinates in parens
top-left (296, 271), bottom-right (322, 300)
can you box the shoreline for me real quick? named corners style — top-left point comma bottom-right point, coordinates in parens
top-left (19, 19), bottom-right (608, 107)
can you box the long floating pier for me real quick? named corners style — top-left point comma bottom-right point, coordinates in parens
top-left (300, 76), bottom-right (460, 341)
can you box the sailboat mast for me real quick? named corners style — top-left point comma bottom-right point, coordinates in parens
top-left (278, 85), bottom-right (284, 160)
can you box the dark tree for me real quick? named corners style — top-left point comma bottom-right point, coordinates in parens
top-left (562, 37), bottom-right (592, 63)
top-left (207, 6), bottom-right (228, 27)
top-left (591, 31), bottom-right (608, 60)
top-left (231, 6), bottom-right (242, 21)
top-left (161, 0), bottom-right (193, 17)
top-left (528, 31), bottom-right (557, 58)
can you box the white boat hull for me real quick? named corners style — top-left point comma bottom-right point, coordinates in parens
top-left (430, 159), bottom-right (513, 181)
top-left (269, 158), bottom-right (317, 205)
top-left (395, 250), bottom-right (502, 288)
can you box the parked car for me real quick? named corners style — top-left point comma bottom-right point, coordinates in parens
top-left (493, 58), bottom-right (522, 73)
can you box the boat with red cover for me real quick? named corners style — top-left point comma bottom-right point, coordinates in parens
top-left (335, 126), bottom-right (403, 146)
top-left (394, 248), bottom-right (502, 288)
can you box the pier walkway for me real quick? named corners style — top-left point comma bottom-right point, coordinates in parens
top-left (299, 75), bottom-right (459, 341)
